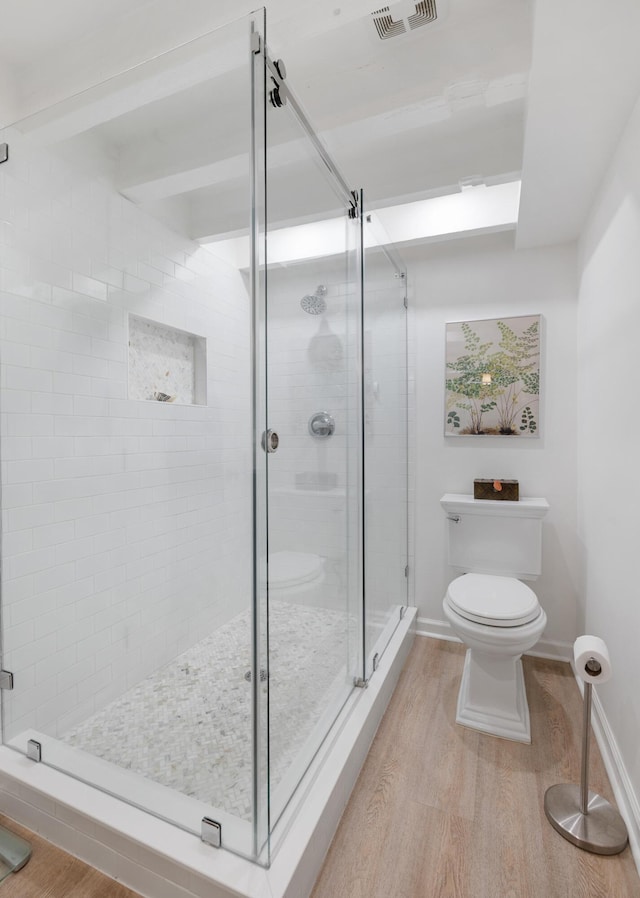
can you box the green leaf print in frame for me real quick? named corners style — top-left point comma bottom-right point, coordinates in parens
top-left (445, 314), bottom-right (541, 437)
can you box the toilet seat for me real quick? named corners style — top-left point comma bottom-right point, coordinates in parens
top-left (269, 551), bottom-right (324, 590)
top-left (446, 573), bottom-right (540, 628)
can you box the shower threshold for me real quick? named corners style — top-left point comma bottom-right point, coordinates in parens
top-left (0, 607), bottom-right (416, 898)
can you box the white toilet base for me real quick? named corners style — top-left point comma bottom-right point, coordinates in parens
top-left (455, 648), bottom-right (531, 743)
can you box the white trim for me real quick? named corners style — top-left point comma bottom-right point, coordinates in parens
top-left (416, 616), bottom-right (573, 661)
top-left (573, 670), bottom-right (640, 878)
top-left (415, 615), bottom-right (460, 642)
top-left (526, 640), bottom-right (573, 662)
top-left (0, 609), bottom-right (417, 898)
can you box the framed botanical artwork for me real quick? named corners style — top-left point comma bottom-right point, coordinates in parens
top-left (445, 314), bottom-right (541, 437)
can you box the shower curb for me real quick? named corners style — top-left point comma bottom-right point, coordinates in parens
top-left (0, 608), bottom-right (417, 898)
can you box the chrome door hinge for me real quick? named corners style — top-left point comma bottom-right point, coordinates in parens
top-left (0, 670), bottom-right (14, 690)
top-left (348, 190), bottom-right (360, 220)
top-left (27, 740), bottom-right (42, 762)
top-left (353, 676), bottom-right (368, 688)
top-left (268, 59), bottom-right (287, 108)
top-left (250, 32), bottom-right (261, 54)
top-left (201, 817), bottom-right (221, 848)
top-left (0, 144), bottom-right (8, 165)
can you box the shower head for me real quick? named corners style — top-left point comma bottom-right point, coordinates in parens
top-left (300, 294), bottom-right (326, 315)
top-left (300, 285), bottom-right (327, 315)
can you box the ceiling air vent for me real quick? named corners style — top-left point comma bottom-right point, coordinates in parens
top-left (371, 1), bottom-right (438, 40)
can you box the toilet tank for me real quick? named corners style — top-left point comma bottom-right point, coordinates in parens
top-left (440, 494), bottom-right (549, 580)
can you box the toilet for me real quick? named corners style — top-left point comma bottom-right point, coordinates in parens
top-left (440, 493), bottom-right (549, 743)
top-left (268, 550), bottom-right (325, 602)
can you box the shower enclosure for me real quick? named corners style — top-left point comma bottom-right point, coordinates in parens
top-left (0, 8), bottom-right (408, 871)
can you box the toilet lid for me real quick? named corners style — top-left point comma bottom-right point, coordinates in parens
top-left (269, 551), bottom-right (324, 589)
top-left (447, 573), bottom-right (540, 627)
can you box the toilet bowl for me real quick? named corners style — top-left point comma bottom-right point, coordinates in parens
top-left (268, 550), bottom-right (325, 601)
top-left (443, 573), bottom-right (546, 743)
top-left (440, 494), bottom-right (550, 744)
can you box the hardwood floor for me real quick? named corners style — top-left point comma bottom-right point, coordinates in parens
top-left (311, 637), bottom-right (640, 898)
top-left (1, 638), bottom-right (639, 897)
top-left (0, 815), bottom-right (142, 897)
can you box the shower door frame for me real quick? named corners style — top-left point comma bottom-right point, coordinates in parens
top-left (361, 204), bottom-right (409, 682)
top-left (249, 19), bottom-right (368, 865)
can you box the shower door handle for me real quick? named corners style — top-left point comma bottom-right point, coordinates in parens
top-left (261, 430), bottom-right (279, 453)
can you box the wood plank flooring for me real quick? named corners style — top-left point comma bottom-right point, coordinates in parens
top-left (311, 637), bottom-right (640, 898)
top-left (0, 815), bottom-right (142, 897)
top-left (1, 637), bottom-right (638, 897)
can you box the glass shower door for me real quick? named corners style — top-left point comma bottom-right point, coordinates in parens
top-left (362, 211), bottom-right (409, 679)
top-left (0, 10), bottom-right (261, 863)
top-left (256, 54), bottom-right (364, 828)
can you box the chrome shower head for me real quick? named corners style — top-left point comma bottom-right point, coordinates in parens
top-left (300, 285), bottom-right (327, 315)
top-left (300, 294), bottom-right (326, 315)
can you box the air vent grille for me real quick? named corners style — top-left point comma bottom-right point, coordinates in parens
top-left (371, 8), bottom-right (407, 39)
top-left (371, 1), bottom-right (437, 40)
top-left (409, 1), bottom-right (437, 29)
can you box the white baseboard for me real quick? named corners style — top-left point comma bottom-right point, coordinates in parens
top-left (415, 616), bottom-right (459, 643)
top-left (416, 616), bottom-right (573, 661)
top-left (574, 672), bottom-right (640, 878)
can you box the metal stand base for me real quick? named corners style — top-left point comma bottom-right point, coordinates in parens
top-left (0, 825), bottom-right (32, 881)
top-left (545, 784), bottom-right (628, 855)
top-left (544, 677), bottom-right (628, 856)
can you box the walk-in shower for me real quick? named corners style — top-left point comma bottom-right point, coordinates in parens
top-left (0, 8), bottom-right (412, 895)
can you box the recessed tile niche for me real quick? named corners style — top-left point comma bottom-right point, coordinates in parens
top-left (128, 315), bottom-right (207, 405)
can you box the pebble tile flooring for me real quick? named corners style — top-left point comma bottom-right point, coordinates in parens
top-left (62, 601), bottom-right (352, 819)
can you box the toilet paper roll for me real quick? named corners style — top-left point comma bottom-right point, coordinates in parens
top-left (574, 635), bottom-right (612, 684)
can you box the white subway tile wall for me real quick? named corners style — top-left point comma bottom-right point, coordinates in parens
top-left (265, 270), bottom-right (359, 603)
top-left (0, 134), bottom-right (252, 742)
top-left (264, 263), bottom-right (409, 647)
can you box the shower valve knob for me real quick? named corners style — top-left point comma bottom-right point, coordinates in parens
top-left (261, 430), bottom-right (279, 453)
top-left (308, 412), bottom-right (335, 439)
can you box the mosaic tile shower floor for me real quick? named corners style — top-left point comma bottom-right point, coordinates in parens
top-left (61, 601), bottom-right (352, 820)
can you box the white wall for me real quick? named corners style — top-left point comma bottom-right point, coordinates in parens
top-left (0, 132), bottom-right (252, 741)
top-left (408, 232), bottom-right (580, 651)
top-left (0, 62), bottom-right (18, 128)
top-left (577, 89), bottom-right (640, 821)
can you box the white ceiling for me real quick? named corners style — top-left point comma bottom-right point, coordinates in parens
top-left (518, 0), bottom-right (640, 248)
top-left (1, 0), bottom-right (640, 249)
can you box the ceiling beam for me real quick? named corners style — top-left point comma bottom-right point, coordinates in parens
top-left (118, 74), bottom-right (525, 207)
top-left (12, 32), bottom-right (246, 147)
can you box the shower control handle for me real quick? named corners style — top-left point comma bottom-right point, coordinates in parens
top-left (261, 430), bottom-right (279, 453)
top-left (308, 412), bottom-right (335, 439)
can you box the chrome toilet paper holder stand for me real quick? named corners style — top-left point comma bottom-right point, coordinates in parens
top-left (544, 656), bottom-right (628, 855)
